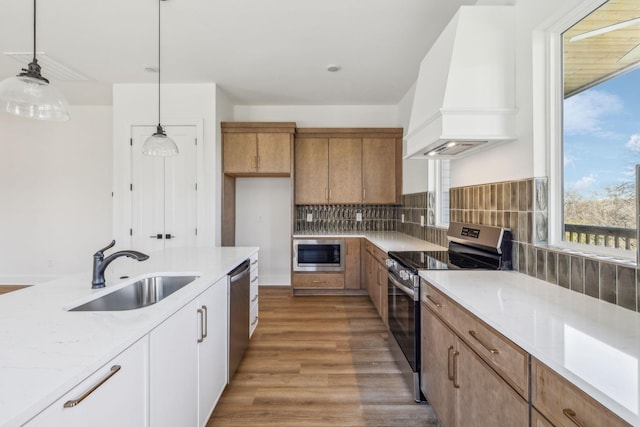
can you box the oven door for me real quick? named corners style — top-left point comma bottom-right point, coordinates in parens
top-left (387, 271), bottom-right (419, 373)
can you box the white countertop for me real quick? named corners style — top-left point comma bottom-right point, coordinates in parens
top-left (0, 246), bottom-right (257, 427)
top-left (420, 269), bottom-right (640, 426)
top-left (293, 231), bottom-right (447, 252)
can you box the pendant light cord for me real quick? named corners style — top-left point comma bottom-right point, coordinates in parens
top-left (32, 0), bottom-right (37, 62)
top-left (157, 0), bottom-right (161, 127)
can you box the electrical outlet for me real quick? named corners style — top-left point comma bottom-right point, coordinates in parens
top-left (306, 213), bottom-right (313, 222)
top-left (401, 214), bottom-right (405, 223)
top-left (420, 215), bottom-right (425, 227)
top-left (356, 212), bottom-right (363, 222)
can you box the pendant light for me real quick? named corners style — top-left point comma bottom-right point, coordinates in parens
top-left (0, 0), bottom-right (70, 121)
top-left (142, 0), bottom-right (178, 157)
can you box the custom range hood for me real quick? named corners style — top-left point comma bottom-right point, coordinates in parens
top-left (404, 5), bottom-right (517, 159)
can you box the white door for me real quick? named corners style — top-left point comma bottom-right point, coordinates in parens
top-left (131, 125), bottom-right (198, 254)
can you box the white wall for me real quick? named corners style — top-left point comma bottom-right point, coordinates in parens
top-left (0, 107), bottom-right (112, 283)
top-left (215, 88), bottom-right (234, 246)
top-left (235, 178), bottom-right (292, 285)
top-left (397, 82), bottom-right (429, 194)
top-left (234, 105), bottom-right (399, 127)
top-left (112, 83), bottom-right (217, 250)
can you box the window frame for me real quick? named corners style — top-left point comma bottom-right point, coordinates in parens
top-left (544, 0), bottom-right (637, 262)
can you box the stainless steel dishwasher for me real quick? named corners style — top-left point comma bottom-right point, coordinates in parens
top-left (228, 259), bottom-right (250, 380)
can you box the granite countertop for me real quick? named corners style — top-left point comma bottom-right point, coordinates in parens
top-left (0, 246), bottom-right (257, 427)
top-left (293, 231), bottom-right (448, 252)
top-left (420, 269), bottom-right (640, 426)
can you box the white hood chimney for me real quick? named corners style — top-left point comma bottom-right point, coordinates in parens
top-left (405, 5), bottom-right (517, 159)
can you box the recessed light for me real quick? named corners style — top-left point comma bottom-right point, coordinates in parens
top-left (326, 64), bottom-right (341, 72)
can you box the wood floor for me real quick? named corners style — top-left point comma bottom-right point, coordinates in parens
top-left (208, 287), bottom-right (438, 427)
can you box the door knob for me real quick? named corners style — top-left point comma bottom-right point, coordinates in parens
top-left (165, 234), bottom-right (173, 240)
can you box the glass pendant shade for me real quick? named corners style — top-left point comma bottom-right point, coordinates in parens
top-left (0, 73), bottom-right (70, 121)
top-left (0, 0), bottom-right (70, 122)
top-left (142, 124), bottom-right (179, 156)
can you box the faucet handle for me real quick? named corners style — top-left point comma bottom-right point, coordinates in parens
top-left (94, 240), bottom-right (116, 257)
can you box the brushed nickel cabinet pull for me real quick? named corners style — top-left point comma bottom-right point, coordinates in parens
top-left (325, 188), bottom-right (329, 201)
top-left (254, 155), bottom-right (258, 170)
top-left (363, 188), bottom-right (366, 201)
top-left (202, 305), bottom-right (208, 339)
top-left (312, 280), bottom-right (326, 284)
top-left (251, 259), bottom-right (258, 266)
top-left (251, 316), bottom-right (259, 326)
top-left (251, 276), bottom-right (258, 283)
top-left (468, 330), bottom-right (499, 354)
top-left (562, 409), bottom-right (584, 427)
top-left (197, 308), bottom-right (204, 343)
top-left (452, 351), bottom-right (460, 389)
top-left (426, 294), bottom-right (443, 308)
top-left (63, 365), bottom-right (121, 408)
top-left (447, 345), bottom-right (454, 381)
top-left (251, 294), bottom-right (259, 303)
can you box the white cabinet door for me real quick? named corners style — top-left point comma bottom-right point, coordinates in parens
top-left (131, 125), bottom-right (198, 254)
top-left (26, 337), bottom-right (148, 427)
top-left (249, 254), bottom-right (259, 337)
top-left (149, 299), bottom-right (199, 427)
top-left (197, 278), bottom-right (228, 426)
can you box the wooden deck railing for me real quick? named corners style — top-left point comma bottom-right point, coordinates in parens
top-left (564, 224), bottom-right (636, 250)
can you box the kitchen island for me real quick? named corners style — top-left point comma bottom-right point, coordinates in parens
top-left (0, 246), bottom-right (257, 427)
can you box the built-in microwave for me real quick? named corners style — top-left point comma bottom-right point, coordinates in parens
top-left (292, 239), bottom-right (345, 272)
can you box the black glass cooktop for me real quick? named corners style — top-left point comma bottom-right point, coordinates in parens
top-left (389, 247), bottom-right (504, 272)
top-left (389, 251), bottom-right (450, 271)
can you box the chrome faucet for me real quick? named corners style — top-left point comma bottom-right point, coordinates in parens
top-left (92, 240), bottom-right (149, 289)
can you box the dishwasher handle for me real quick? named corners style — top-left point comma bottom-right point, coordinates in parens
top-left (229, 260), bottom-right (250, 283)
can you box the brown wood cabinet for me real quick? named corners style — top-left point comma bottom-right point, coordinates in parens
top-left (364, 240), bottom-right (387, 324)
top-left (344, 238), bottom-right (361, 290)
top-left (294, 128), bottom-right (402, 205)
top-left (421, 303), bottom-right (529, 427)
top-left (222, 122), bottom-right (295, 176)
top-left (220, 122), bottom-right (296, 246)
top-left (531, 359), bottom-right (631, 427)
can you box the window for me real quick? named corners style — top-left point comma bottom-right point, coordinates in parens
top-left (559, 0), bottom-right (639, 258)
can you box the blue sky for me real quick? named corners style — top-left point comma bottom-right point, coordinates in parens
top-left (564, 66), bottom-right (640, 197)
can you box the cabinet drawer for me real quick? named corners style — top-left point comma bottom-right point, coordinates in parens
top-left (292, 272), bottom-right (344, 289)
top-left (26, 337), bottom-right (147, 427)
top-left (366, 242), bottom-right (387, 265)
top-left (422, 281), bottom-right (528, 398)
top-left (250, 301), bottom-right (259, 337)
top-left (531, 359), bottom-right (630, 427)
top-left (250, 253), bottom-right (259, 271)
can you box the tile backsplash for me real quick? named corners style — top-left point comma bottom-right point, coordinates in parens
top-left (450, 178), bottom-right (638, 313)
top-left (294, 205), bottom-right (397, 233)
top-left (293, 178), bottom-right (638, 313)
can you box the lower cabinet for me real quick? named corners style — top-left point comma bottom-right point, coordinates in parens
top-left (531, 358), bottom-right (630, 427)
top-left (150, 278), bottom-right (228, 427)
top-left (198, 280), bottom-right (229, 425)
top-left (250, 253), bottom-right (259, 337)
top-left (421, 305), bottom-right (528, 426)
top-left (364, 240), bottom-right (387, 324)
top-left (26, 336), bottom-right (148, 427)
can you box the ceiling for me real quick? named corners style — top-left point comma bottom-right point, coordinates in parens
top-left (0, 0), bottom-right (477, 106)
top-left (563, 0), bottom-right (640, 97)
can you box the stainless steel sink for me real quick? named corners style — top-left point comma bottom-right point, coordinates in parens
top-left (69, 275), bottom-right (199, 311)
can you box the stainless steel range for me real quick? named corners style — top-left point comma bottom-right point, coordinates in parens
top-left (386, 222), bottom-right (512, 402)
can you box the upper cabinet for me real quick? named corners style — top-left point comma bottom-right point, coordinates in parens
top-left (222, 122), bottom-right (296, 176)
top-left (294, 128), bottom-right (402, 205)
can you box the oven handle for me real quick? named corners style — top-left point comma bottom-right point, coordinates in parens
top-left (388, 272), bottom-right (416, 300)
